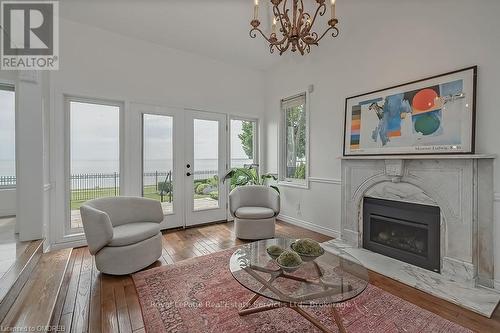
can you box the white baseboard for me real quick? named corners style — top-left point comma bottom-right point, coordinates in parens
top-left (48, 239), bottom-right (87, 252)
top-left (278, 214), bottom-right (341, 238)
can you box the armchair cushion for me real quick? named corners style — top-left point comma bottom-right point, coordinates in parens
top-left (235, 207), bottom-right (275, 219)
top-left (108, 222), bottom-right (161, 247)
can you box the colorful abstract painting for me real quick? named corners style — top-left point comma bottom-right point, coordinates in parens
top-left (344, 67), bottom-right (476, 156)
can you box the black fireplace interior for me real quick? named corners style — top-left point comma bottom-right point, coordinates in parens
top-left (363, 197), bottom-right (440, 273)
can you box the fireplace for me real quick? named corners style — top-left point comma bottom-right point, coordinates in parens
top-left (363, 197), bottom-right (440, 273)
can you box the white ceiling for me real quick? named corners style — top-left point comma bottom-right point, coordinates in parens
top-left (60, 0), bottom-right (285, 71)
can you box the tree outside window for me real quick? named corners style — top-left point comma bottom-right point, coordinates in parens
top-left (281, 93), bottom-right (307, 184)
top-left (285, 104), bottom-right (306, 179)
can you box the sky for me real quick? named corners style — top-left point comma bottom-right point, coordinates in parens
top-left (70, 102), bottom-right (250, 167)
top-left (1, 100), bottom-right (251, 175)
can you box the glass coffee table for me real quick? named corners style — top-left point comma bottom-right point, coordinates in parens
top-left (229, 238), bottom-right (369, 333)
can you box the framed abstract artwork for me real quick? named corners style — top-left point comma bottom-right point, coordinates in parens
top-left (343, 66), bottom-right (477, 156)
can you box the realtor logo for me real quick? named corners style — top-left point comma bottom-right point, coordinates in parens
top-left (1, 1), bottom-right (59, 70)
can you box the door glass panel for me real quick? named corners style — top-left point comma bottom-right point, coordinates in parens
top-left (230, 119), bottom-right (256, 168)
top-left (143, 114), bottom-right (173, 215)
top-left (70, 101), bottom-right (120, 229)
top-left (193, 119), bottom-right (219, 211)
top-left (0, 86), bottom-right (16, 188)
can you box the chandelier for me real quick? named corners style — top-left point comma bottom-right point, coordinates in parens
top-left (250, 0), bottom-right (339, 55)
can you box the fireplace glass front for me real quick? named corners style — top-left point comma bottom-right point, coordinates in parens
top-left (363, 197), bottom-right (440, 272)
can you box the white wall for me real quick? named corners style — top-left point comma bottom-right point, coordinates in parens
top-left (48, 19), bottom-right (265, 246)
top-left (263, 0), bottom-right (500, 279)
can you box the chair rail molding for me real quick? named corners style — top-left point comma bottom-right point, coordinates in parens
top-left (308, 177), bottom-right (342, 185)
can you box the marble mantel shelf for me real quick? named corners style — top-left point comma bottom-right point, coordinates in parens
top-left (340, 154), bottom-right (496, 160)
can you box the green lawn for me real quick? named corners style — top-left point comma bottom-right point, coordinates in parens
top-left (70, 185), bottom-right (213, 210)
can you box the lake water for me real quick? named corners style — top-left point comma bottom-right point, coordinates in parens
top-left (1, 158), bottom-right (253, 188)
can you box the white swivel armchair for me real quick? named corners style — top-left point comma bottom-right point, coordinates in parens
top-left (229, 185), bottom-right (280, 240)
top-left (80, 196), bottom-right (164, 275)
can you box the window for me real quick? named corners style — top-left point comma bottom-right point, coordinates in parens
top-left (142, 114), bottom-right (174, 215)
top-left (279, 93), bottom-right (308, 187)
top-left (0, 85), bottom-right (16, 188)
top-left (230, 118), bottom-right (258, 168)
top-left (68, 99), bottom-right (121, 229)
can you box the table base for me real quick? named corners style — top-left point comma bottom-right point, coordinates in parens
top-left (238, 293), bottom-right (347, 333)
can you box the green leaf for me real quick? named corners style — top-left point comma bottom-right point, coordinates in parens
top-left (222, 169), bottom-right (235, 183)
top-left (270, 185), bottom-right (280, 194)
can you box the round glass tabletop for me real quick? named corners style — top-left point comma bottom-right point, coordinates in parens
top-left (230, 238), bottom-right (369, 306)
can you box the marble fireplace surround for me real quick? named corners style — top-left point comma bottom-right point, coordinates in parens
top-left (326, 154), bottom-right (500, 317)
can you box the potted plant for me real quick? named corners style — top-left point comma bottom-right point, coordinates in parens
top-left (222, 163), bottom-right (279, 194)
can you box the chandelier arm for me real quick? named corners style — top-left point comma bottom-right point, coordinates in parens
top-left (298, 39), bottom-right (307, 55)
top-left (279, 39), bottom-right (292, 55)
top-left (282, 0), bottom-right (292, 33)
top-left (298, 12), bottom-right (311, 33)
top-left (250, 27), bottom-right (275, 44)
top-left (273, 5), bottom-right (289, 38)
top-left (314, 25), bottom-right (339, 44)
top-left (297, 0), bottom-right (305, 30)
top-left (308, 3), bottom-right (327, 31)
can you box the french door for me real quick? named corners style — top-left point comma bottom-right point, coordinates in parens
top-left (139, 106), bottom-right (228, 229)
top-left (62, 101), bottom-right (238, 243)
top-left (184, 110), bottom-right (228, 226)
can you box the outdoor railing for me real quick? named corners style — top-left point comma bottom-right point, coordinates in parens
top-left (2, 169), bottom-right (218, 201)
top-left (0, 176), bottom-right (16, 187)
top-left (70, 172), bottom-right (121, 201)
top-left (69, 170), bottom-right (218, 202)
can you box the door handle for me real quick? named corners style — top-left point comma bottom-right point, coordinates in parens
top-left (186, 172), bottom-right (192, 176)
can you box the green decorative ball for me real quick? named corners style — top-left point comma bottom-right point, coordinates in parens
top-left (266, 245), bottom-right (284, 257)
top-left (292, 238), bottom-right (323, 256)
top-left (277, 250), bottom-right (303, 267)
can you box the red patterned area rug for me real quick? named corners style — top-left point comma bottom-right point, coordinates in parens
top-left (132, 249), bottom-right (471, 333)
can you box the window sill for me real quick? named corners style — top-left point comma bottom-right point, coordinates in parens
top-left (277, 180), bottom-right (310, 190)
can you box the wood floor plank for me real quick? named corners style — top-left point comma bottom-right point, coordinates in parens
top-left (114, 277), bottom-right (133, 333)
top-left (88, 256), bottom-right (102, 333)
top-left (50, 245), bottom-right (77, 327)
top-left (56, 220), bottom-right (500, 333)
top-left (101, 274), bottom-right (119, 333)
top-left (124, 281), bottom-right (144, 332)
top-left (71, 250), bottom-right (92, 333)
top-left (62, 247), bottom-right (84, 317)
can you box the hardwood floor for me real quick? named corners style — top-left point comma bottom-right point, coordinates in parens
top-left (51, 221), bottom-right (500, 333)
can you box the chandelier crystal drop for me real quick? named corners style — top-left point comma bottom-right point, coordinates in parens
top-left (250, 0), bottom-right (339, 55)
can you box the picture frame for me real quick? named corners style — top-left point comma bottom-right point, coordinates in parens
top-left (343, 66), bottom-right (477, 156)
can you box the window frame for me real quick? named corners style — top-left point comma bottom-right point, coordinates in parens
top-left (64, 95), bottom-right (125, 234)
top-left (278, 92), bottom-right (310, 189)
top-left (0, 83), bottom-right (16, 190)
